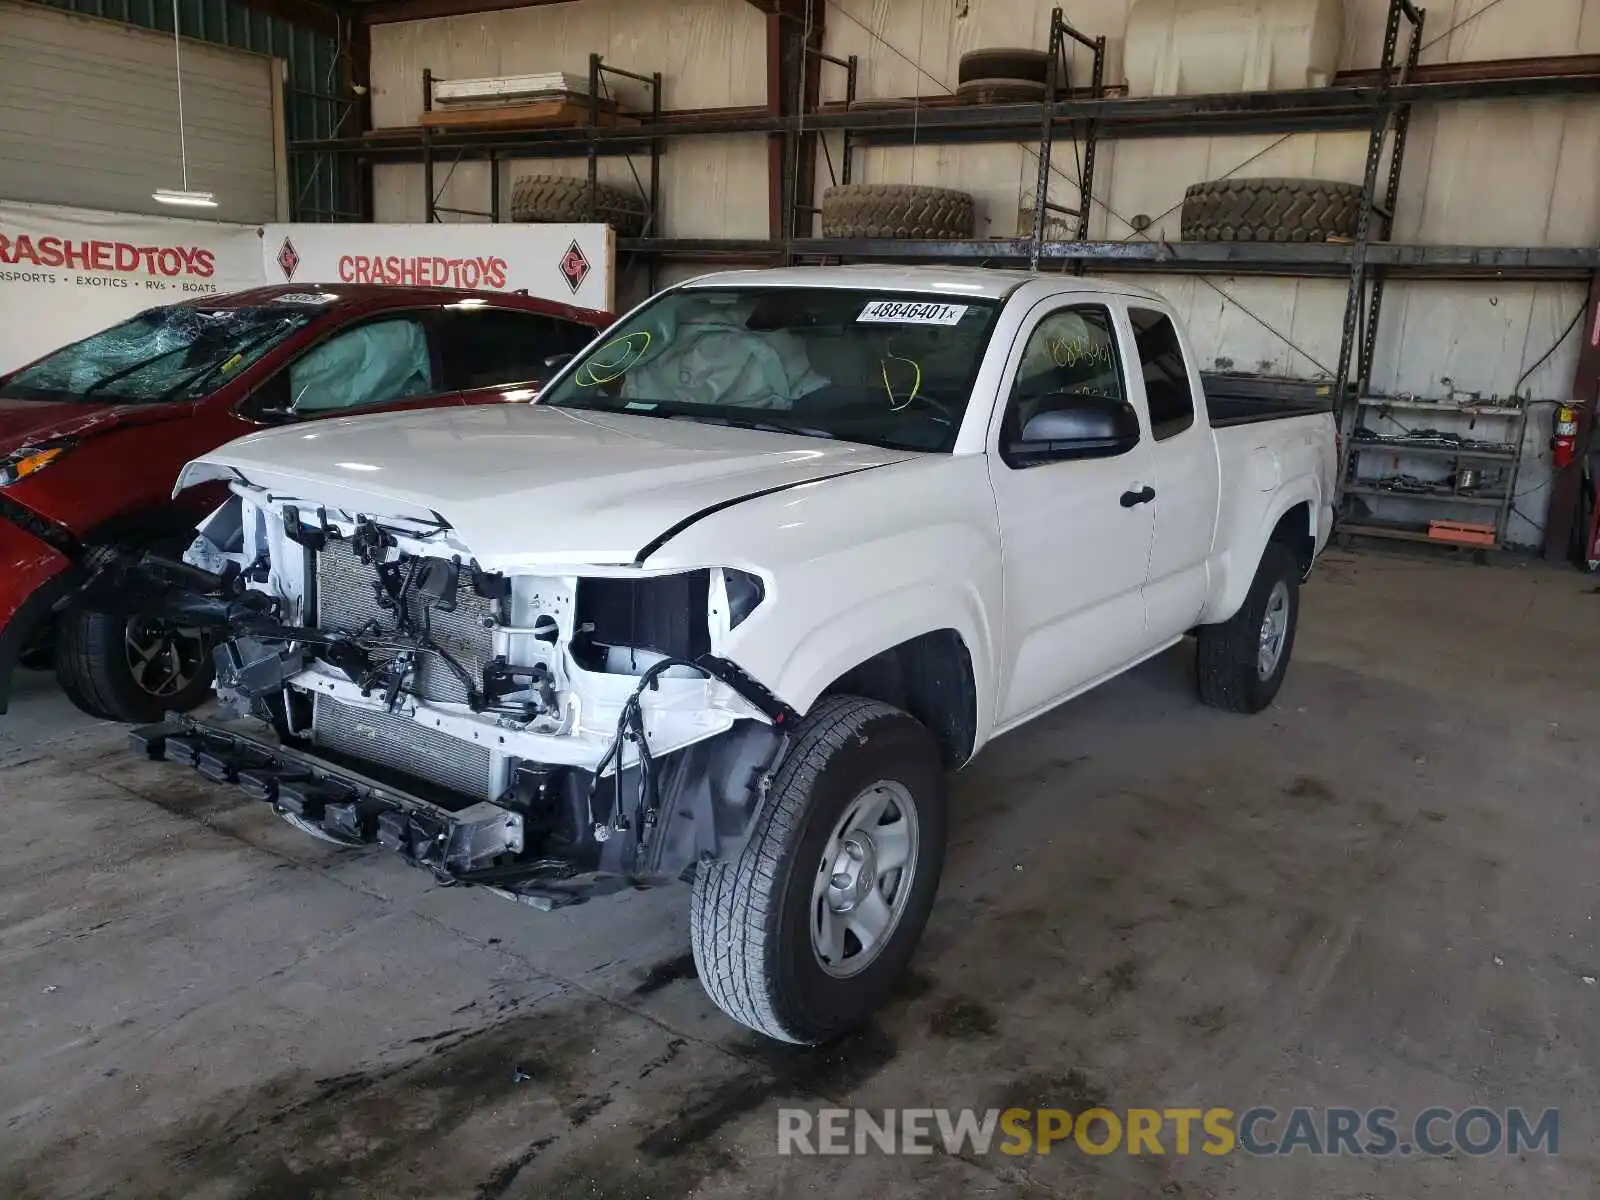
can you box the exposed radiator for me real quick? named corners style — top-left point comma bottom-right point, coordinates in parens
top-left (315, 539), bottom-right (499, 706)
top-left (312, 692), bottom-right (494, 800)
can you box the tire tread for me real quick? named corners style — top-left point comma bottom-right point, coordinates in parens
top-left (1181, 177), bottom-right (1363, 243)
top-left (55, 609), bottom-right (127, 721)
top-left (1196, 542), bottom-right (1298, 714)
top-left (690, 695), bottom-right (905, 1043)
top-left (957, 48), bottom-right (1053, 85)
top-left (508, 174), bottom-right (648, 237)
top-left (1195, 609), bottom-right (1254, 712)
top-left (819, 184), bottom-right (976, 240)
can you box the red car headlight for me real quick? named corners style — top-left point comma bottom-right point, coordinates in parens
top-left (0, 439), bottom-right (76, 487)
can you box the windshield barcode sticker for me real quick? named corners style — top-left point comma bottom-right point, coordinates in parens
top-left (857, 301), bottom-right (968, 325)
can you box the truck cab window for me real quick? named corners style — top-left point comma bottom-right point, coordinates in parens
top-left (1130, 308), bottom-right (1195, 441)
top-left (1005, 305), bottom-right (1126, 442)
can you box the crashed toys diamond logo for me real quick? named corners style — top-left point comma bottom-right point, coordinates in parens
top-left (559, 240), bottom-right (590, 293)
top-left (276, 237), bottom-right (300, 281)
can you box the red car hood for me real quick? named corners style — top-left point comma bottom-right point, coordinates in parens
top-left (0, 397), bottom-right (194, 453)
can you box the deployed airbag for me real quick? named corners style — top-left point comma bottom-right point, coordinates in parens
top-left (619, 298), bottom-right (827, 410)
top-left (290, 319), bottom-right (433, 413)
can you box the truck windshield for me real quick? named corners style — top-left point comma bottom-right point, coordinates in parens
top-left (537, 287), bottom-right (1002, 452)
top-left (0, 305), bottom-right (316, 405)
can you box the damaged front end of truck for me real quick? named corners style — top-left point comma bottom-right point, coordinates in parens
top-left (101, 483), bottom-right (796, 910)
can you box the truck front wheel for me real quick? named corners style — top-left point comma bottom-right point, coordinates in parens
top-left (689, 695), bottom-right (947, 1044)
top-left (1196, 541), bottom-right (1301, 714)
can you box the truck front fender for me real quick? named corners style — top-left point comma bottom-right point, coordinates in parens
top-left (650, 454), bottom-right (1005, 757)
top-left (751, 579), bottom-right (995, 757)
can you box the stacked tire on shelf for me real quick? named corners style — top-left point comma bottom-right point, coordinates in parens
top-left (955, 47), bottom-right (1055, 105)
top-left (820, 184), bottom-right (976, 240)
top-left (509, 174), bottom-right (649, 237)
top-left (822, 44), bottom-right (1057, 242)
top-left (1180, 177), bottom-right (1364, 242)
top-left (511, 44), bottom-right (1076, 245)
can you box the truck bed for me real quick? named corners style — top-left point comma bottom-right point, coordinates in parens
top-left (1202, 372), bottom-right (1339, 428)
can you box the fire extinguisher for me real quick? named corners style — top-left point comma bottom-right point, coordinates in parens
top-left (1553, 403), bottom-right (1581, 469)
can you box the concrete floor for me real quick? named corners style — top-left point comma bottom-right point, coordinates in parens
top-left (2, 549), bottom-right (1597, 1199)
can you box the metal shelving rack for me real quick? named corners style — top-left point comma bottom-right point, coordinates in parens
top-left (1030, 12), bottom-right (1106, 260)
top-left (305, 42), bottom-right (1600, 167)
top-left (302, 42), bottom-right (1600, 163)
top-left (796, 10), bottom-right (1107, 255)
top-left (1337, 0), bottom-right (1424, 402)
top-left (788, 44), bottom-right (858, 246)
top-left (609, 238), bottom-right (1600, 276)
top-left (1341, 395), bottom-right (1531, 547)
top-left (287, 0), bottom-right (1600, 452)
top-left (416, 53), bottom-right (663, 230)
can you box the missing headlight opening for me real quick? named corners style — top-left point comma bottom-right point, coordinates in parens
top-left (135, 493), bottom-right (785, 908)
top-left (572, 572), bottom-right (713, 675)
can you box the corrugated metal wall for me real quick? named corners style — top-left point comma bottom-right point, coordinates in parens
top-left (1, 0), bottom-right (282, 220)
top-left (368, 0), bottom-right (767, 238)
top-left (25, 0), bottom-right (351, 220)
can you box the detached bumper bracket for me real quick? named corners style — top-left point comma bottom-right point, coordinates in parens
top-left (236, 764), bottom-right (313, 804)
top-left (126, 717), bottom-right (582, 905)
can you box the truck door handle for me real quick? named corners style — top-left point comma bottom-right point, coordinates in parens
top-left (1120, 486), bottom-right (1156, 508)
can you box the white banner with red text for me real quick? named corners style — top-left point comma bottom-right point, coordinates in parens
top-left (260, 222), bottom-right (614, 315)
top-left (0, 202), bottom-right (617, 374)
top-left (0, 200), bottom-right (264, 373)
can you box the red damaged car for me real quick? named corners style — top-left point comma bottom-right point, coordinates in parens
top-left (0, 284), bottom-right (610, 721)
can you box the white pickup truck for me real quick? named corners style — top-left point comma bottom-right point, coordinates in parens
top-left (113, 266), bottom-right (1335, 1043)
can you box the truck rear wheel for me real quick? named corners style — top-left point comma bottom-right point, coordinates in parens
top-left (56, 608), bottom-right (213, 723)
top-left (689, 695), bottom-right (947, 1044)
top-left (1196, 542), bottom-right (1300, 714)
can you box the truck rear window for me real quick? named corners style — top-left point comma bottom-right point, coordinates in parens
top-left (538, 287), bottom-right (1002, 452)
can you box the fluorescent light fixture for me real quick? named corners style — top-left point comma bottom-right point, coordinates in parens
top-left (152, 187), bottom-right (217, 208)
top-left (155, 0), bottom-right (219, 209)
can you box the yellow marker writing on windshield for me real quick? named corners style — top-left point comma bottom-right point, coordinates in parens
top-left (576, 331), bottom-right (651, 387)
top-left (881, 352), bottom-right (923, 412)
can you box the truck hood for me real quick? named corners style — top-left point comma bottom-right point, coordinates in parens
top-left (0, 396), bottom-right (194, 453)
top-left (182, 404), bottom-right (915, 569)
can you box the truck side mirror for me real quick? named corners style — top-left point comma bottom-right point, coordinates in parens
top-left (1007, 393), bottom-right (1141, 467)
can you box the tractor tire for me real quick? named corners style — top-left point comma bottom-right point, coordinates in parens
top-left (509, 175), bottom-right (648, 237)
top-left (1180, 177), bottom-right (1364, 243)
top-left (820, 184), bottom-right (976, 240)
top-left (690, 695), bottom-right (947, 1043)
top-left (958, 47), bottom-right (1052, 85)
top-left (847, 97), bottom-right (916, 110)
